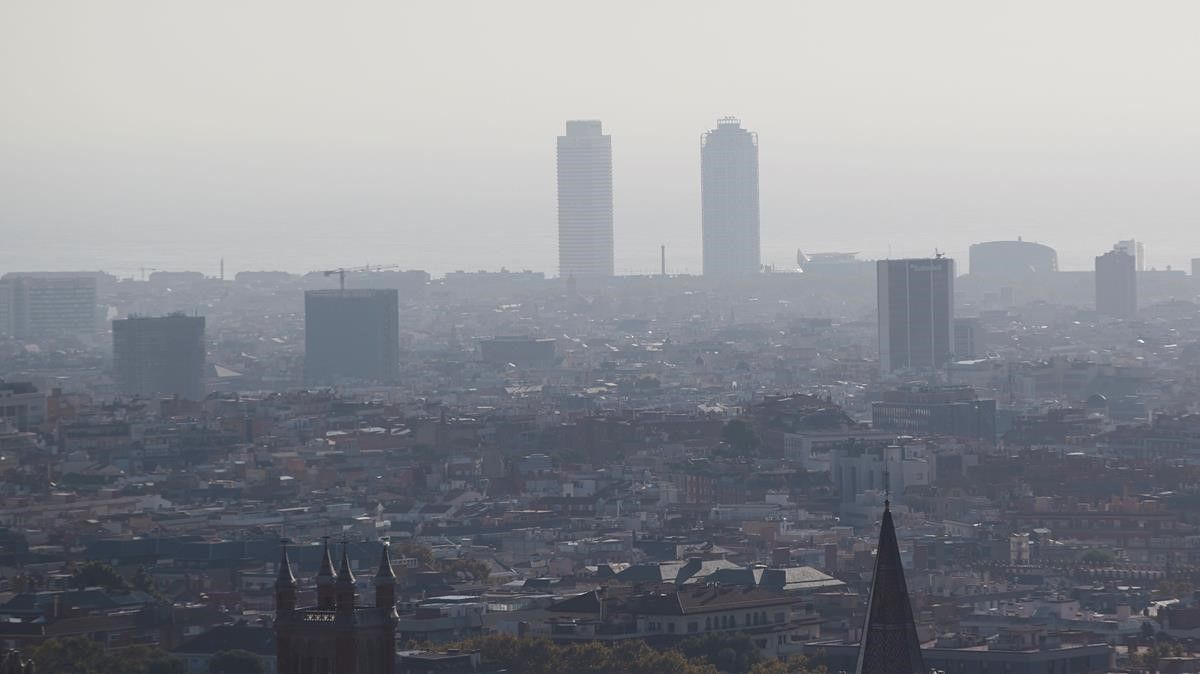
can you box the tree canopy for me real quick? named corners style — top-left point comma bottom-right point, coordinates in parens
top-left (208, 649), bottom-right (266, 674)
top-left (29, 637), bottom-right (184, 674)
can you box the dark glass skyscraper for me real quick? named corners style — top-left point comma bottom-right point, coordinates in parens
top-left (877, 257), bottom-right (955, 373)
top-left (1095, 248), bottom-right (1137, 318)
top-left (701, 117), bottom-right (760, 277)
top-left (112, 314), bottom-right (206, 400)
top-left (304, 289), bottom-right (399, 384)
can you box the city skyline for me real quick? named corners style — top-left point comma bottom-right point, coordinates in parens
top-left (5, 2), bottom-right (1200, 277)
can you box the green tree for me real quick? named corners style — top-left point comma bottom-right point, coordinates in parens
top-left (720, 419), bottom-right (760, 458)
top-left (29, 636), bottom-right (107, 674)
top-left (208, 650), bottom-right (265, 674)
top-left (749, 656), bottom-right (825, 674)
top-left (679, 632), bottom-right (764, 673)
top-left (72, 561), bottom-right (130, 592)
top-left (28, 637), bottom-right (184, 674)
top-left (1080, 549), bottom-right (1115, 565)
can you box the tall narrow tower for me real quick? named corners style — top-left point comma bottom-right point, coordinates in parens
top-left (557, 120), bottom-right (614, 278)
top-left (701, 117), bottom-right (760, 278)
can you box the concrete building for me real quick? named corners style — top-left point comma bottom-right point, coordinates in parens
top-left (112, 314), bottom-right (206, 401)
top-left (480, 336), bottom-right (557, 367)
top-left (304, 289), bottom-right (399, 384)
top-left (871, 384), bottom-right (996, 443)
top-left (1095, 248), bottom-right (1137, 318)
top-left (0, 382), bottom-right (47, 432)
top-left (968, 239), bottom-right (1058, 276)
top-left (701, 117), bottom-right (760, 277)
top-left (953, 317), bottom-right (984, 359)
top-left (1114, 239), bottom-right (1145, 272)
top-left (877, 257), bottom-right (955, 373)
top-left (556, 120), bottom-right (614, 278)
top-left (0, 273), bottom-right (99, 339)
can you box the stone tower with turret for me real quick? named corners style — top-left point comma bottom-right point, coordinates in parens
top-left (275, 540), bottom-right (399, 674)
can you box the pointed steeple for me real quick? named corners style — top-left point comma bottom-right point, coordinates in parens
top-left (375, 542), bottom-right (398, 613)
top-left (317, 537), bottom-right (336, 580)
top-left (275, 541), bottom-right (297, 615)
top-left (337, 542), bottom-right (356, 584)
top-left (376, 542), bottom-right (397, 581)
top-left (335, 541), bottom-right (357, 613)
top-left (855, 502), bottom-right (926, 674)
top-left (275, 543), bottom-right (297, 588)
top-left (316, 537), bottom-right (336, 610)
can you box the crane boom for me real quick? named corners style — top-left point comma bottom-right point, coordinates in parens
top-left (319, 264), bottom-right (399, 291)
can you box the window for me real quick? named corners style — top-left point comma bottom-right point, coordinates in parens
top-left (688, 621), bottom-right (699, 633)
top-left (705, 617), bottom-right (711, 631)
top-left (668, 622), bottom-right (675, 634)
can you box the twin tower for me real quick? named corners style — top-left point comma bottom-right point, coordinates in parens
top-left (274, 541), bottom-right (398, 674)
top-left (556, 118), bottom-right (760, 279)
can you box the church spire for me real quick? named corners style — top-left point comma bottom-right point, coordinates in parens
top-left (855, 502), bottom-right (926, 674)
top-left (315, 537), bottom-right (336, 610)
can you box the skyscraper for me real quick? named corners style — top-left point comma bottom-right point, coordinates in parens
top-left (304, 289), bottom-right (399, 384)
top-left (112, 314), bottom-right (206, 400)
top-left (855, 502), bottom-right (927, 674)
top-left (1114, 239), bottom-right (1145, 272)
top-left (1095, 248), bottom-right (1137, 318)
top-left (701, 117), bottom-right (760, 277)
top-left (877, 257), bottom-right (955, 373)
top-left (1, 273), bottom-right (99, 339)
top-left (556, 120), bottom-right (614, 278)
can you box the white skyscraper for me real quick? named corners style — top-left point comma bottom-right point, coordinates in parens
top-left (701, 117), bottom-right (760, 277)
top-left (557, 120), bottom-right (614, 278)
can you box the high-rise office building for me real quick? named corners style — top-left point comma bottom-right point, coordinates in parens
top-left (0, 273), bottom-right (98, 339)
top-left (112, 314), bottom-right (206, 400)
top-left (1114, 239), bottom-right (1145, 272)
top-left (1095, 248), bottom-right (1137, 318)
top-left (877, 258), bottom-right (955, 373)
top-left (556, 120), bottom-right (614, 278)
top-left (304, 289), bottom-right (399, 384)
top-left (701, 117), bottom-right (760, 277)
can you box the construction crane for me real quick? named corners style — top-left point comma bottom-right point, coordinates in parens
top-left (320, 264), bottom-right (399, 291)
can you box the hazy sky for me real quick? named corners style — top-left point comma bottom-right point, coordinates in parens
top-left (3, 1), bottom-right (1200, 277)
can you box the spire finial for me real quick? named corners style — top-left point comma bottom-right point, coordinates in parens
top-left (317, 535), bottom-right (335, 580)
top-left (275, 538), bottom-right (297, 588)
top-left (337, 540), bottom-right (356, 584)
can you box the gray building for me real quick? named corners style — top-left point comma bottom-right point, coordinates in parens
top-left (304, 289), bottom-right (399, 384)
top-left (701, 117), bottom-right (760, 277)
top-left (1095, 248), bottom-right (1136, 318)
top-left (480, 336), bottom-right (557, 367)
top-left (113, 314), bottom-right (206, 400)
top-left (877, 257), bottom-right (955, 372)
top-left (0, 273), bottom-right (99, 339)
top-left (557, 120), bottom-right (614, 278)
top-left (871, 384), bottom-right (996, 443)
top-left (0, 382), bottom-right (47, 432)
top-left (968, 239), bottom-right (1058, 275)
